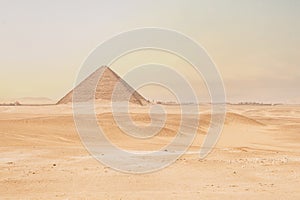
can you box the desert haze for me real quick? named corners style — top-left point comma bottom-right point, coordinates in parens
top-left (1, 1), bottom-right (300, 199)
top-left (0, 103), bottom-right (300, 199)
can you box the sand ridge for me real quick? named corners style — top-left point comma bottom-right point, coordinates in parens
top-left (0, 104), bottom-right (300, 199)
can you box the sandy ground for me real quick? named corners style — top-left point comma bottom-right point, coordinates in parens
top-left (0, 104), bottom-right (300, 199)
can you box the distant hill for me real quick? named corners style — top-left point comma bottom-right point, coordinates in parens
top-left (0, 97), bottom-right (55, 105)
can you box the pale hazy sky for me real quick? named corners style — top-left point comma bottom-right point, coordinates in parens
top-left (0, 0), bottom-right (299, 103)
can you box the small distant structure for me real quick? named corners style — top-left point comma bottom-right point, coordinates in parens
top-left (156, 101), bottom-right (179, 105)
top-left (14, 101), bottom-right (21, 106)
top-left (0, 101), bottom-right (21, 106)
top-left (230, 102), bottom-right (274, 106)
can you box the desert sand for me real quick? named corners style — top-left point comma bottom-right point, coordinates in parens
top-left (0, 104), bottom-right (300, 199)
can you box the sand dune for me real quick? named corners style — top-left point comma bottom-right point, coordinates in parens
top-left (0, 104), bottom-right (300, 199)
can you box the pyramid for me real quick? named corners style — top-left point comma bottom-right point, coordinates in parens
top-left (57, 66), bottom-right (148, 105)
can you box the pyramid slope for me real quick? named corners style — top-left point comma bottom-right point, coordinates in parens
top-left (57, 66), bottom-right (148, 105)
